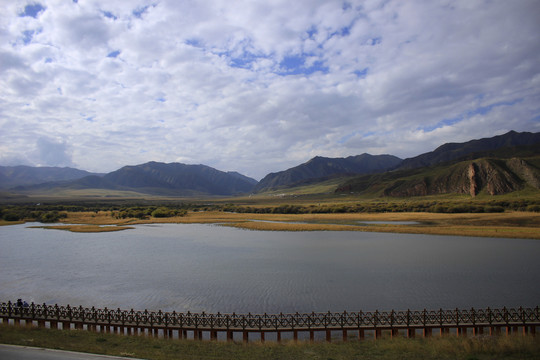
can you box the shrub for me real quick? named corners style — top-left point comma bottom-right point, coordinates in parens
top-left (38, 211), bottom-right (67, 223)
top-left (151, 207), bottom-right (175, 218)
top-left (2, 212), bottom-right (22, 221)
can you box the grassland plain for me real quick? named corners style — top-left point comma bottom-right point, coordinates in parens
top-left (1, 324), bottom-right (539, 360)
top-left (25, 210), bottom-right (540, 239)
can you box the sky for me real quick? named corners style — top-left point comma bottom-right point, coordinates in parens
top-left (1, 0), bottom-right (539, 180)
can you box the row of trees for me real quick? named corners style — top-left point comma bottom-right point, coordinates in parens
top-left (1, 198), bottom-right (539, 223)
top-left (0, 204), bottom-right (193, 222)
top-left (0, 208), bottom-right (67, 222)
top-left (222, 200), bottom-right (540, 215)
top-left (111, 206), bottom-right (188, 219)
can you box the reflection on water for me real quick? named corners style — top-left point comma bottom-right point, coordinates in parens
top-left (0, 223), bottom-right (538, 313)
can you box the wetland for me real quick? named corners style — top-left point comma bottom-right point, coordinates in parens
top-left (1, 220), bottom-right (539, 314)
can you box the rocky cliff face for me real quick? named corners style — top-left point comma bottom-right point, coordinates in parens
top-left (506, 158), bottom-right (540, 189)
top-left (467, 160), bottom-right (521, 196)
top-left (381, 158), bottom-right (539, 197)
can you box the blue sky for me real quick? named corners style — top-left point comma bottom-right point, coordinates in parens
top-left (1, 0), bottom-right (539, 180)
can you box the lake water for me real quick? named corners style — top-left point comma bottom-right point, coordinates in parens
top-left (0, 223), bottom-right (538, 314)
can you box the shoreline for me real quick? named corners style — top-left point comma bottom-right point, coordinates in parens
top-left (8, 210), bottom-right (540, 239)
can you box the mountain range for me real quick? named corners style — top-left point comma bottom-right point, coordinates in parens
top-left (5, 162), bottom-right (257, 196)
top-left (336, 155), bottom-right (540, 197)
top-left (254, 153), bottom-right (402, 192)
top-left (1, 130), bottom-right (539, 197)
top-left (396, 130), bottom-right (540, 170)
top-left (0, 166), bottom-right (101, 189)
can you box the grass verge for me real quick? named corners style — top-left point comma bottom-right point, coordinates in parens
top-left (1, 324), bottom-right (539, 360)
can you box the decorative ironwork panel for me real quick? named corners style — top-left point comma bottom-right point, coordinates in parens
top-left (1, 302), bottom-right (539, 333)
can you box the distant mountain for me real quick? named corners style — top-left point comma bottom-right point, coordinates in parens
top-left (336, 155), bottom-right (540, 197)
top-left (397, 130), bottom-right (540, 170)
top-left (255, 154), bottom-right (402, 192)
top-left (99, 162), bottom-right (256, 195)
top-left (225, 171), bottom-right (258, 186)
top-left (6, 130), bottom-right (540, 198)
top-left (13, 162), bottom-right (258, 196)
top-left (0, 165), bottom-right (100, 189)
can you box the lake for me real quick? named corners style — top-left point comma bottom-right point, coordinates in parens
top-left (0, 223), bottom-right (538, 314)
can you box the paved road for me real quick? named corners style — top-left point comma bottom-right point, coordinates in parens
top-left (0, 344), bottom-right (143, 360)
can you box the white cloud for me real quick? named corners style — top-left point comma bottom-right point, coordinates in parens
top-left (34, 136), bottom-right (74, 167)
top-left (1, 0), bottom-right (539, 179)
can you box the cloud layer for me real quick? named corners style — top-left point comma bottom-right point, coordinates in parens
top-left (1, 0), bottom-right (539, 179)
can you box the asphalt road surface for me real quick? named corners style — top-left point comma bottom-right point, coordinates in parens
top-left (0, 344), bottom-right (143, 360)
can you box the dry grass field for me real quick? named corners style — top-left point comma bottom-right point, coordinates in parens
top-left (1, 323), bottom-right (539, 360)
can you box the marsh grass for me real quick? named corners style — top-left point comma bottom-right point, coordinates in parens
top-left (0, 220), bottom-right (24, 226)
top-left (55, 211), bottom-right (540, 238)
top-left (1, 324), bottom-right (539, 360)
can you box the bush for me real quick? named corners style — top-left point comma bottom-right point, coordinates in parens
top-left (2, 212), bottom-right (22, 221)
top-left (38, 211), bottom-right (67, 223)
top-left (151, 207), bottom-right (174, 218)
top-left (484, 205), bottom-right (505, 213)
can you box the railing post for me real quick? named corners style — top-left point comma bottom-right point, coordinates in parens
top-left (531, 308), bottom-right (537, 338)
top-left (242, 314), bottom-right (248, 343)
top-left (28, 302), bottom-right (35, 328)
top-left (257, 313), bottom-right (263, 343)
top-left (7, 301), bottom-right (13, 319)
top-left (75, 306), bottom-right (83, 330)
top-left (374, 311), bottom-right (381, 339)
top-left (422, 309), bottom-right (430, 338)
top-left (439, 308), bottom-right (447, 336)
top-left (210, 312), bottom-right (217, 341)
top-left (390, 310), bottom-right (396, 338)
top-left (488, 307), bottom-right (496, 336)
top-left (358, 311), bottom-right (364, 341)
top-left (325, 311), bottom-right (331, 342)
top-left (227, 313), bottom-right (234, 342)
top-left (63, 305), bottom-right (72, 330)
top-left (519, 307), bottom-right (527, 335)
top-left (12, 301), bottom-right (20, 326)
top-left (50, 304), bottom-right (58, 330)
top-left (342, 311), bottom-right (347, 342)
top-left (504, 307), bottom-right (511, 335)
top-left (472, 308), bottom-right (477, 336)
top-left (295, 312), bottom-right (300, 338)
top-left (309, 312), bottom-right (314, 343)
top-left (107, 308), bottom-right (112, 333)
top-left (407, 309), bottom-right (415, 338)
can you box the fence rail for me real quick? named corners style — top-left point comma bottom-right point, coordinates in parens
top-left (1, 302), bottom-right (538, 342)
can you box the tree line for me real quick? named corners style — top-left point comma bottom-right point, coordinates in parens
top-left (1, 198), bottom-right (539, 223)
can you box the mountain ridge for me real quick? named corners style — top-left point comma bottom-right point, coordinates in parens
top-left (2, 130), bottom-right (540, 198)
top-left (397, 130), bottom-right (540, 170)
top-left (12, 162), bottom-right (258, 196)
top-left (255, 153), bottom-right (402, 192)
top-left (336, 156), bottom-right (540, 197)
top-left (0, 165), bottom-right (101, 189)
